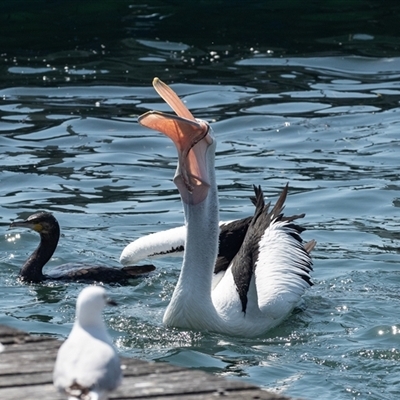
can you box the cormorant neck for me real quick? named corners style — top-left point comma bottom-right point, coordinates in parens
top-left (20, 228), bottom-right (60, 283)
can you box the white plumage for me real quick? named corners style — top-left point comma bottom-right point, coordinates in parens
top-left (53, 286), bottom-right (122, 400)
top-left (127, 78), bottom-right (316, 337)
top-left (120, 225), bottom-right (186, 265)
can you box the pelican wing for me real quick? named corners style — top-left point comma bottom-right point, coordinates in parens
top-left (254, 219), bottom-right (313, 320)
top-left (229, 185), bottom-right (314, 319)
top-left (253, 187), bottom-right (314, 319)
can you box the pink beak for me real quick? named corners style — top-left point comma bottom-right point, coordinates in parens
top-left (138, 78), bottom-right (213, 205)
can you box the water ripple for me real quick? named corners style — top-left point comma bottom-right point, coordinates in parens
top-left (1, 53), bottom-right (400, 400)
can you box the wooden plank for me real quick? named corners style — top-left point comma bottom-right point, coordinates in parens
top-left (0, 325), bottom-right (294, 400)
top-left (0, 384), bottom-right (289, 400)
top-left (4, 341), bottom-right (61, 352)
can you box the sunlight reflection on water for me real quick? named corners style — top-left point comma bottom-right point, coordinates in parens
top-left (1, 52), bottom-right (400, 399)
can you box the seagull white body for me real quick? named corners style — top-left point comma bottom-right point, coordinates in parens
top-left (133, 78), bottom-right (316, 337)
top-left (53, 286), bottom-right (122, 400)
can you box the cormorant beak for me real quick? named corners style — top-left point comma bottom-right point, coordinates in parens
top-left (10, 219), bottom-right (42, 233)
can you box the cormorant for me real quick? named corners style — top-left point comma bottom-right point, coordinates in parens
top-left (10, 212), bottom-right (155, 283)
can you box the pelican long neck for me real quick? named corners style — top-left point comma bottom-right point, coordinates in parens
top-left (20, 228), bottom-right (59, 283)
top-left (164, 141), bottom-right (221, 328)
top-left (180, 167), bottom-right (219, 295)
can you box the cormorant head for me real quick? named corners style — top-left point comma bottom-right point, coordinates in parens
top-left (10, 212), bottom-right (62, 283)
top-left (10, 212), bottom-right (60, 237)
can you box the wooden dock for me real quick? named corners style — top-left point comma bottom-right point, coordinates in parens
top-left (0, 324), bottom-right (295, 400)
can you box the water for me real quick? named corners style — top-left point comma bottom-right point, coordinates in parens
top-left (1, 2), bottom-right (400, 399)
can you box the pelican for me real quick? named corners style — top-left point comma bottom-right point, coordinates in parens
top-left (131, 78), bottom-right (316, 337)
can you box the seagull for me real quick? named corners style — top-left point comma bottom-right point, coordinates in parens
top-left (131, 78), bottom-right (315, 337)
top-left (53, 286), bottom-right (123, 400)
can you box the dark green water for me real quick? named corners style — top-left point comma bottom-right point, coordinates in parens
top-left (1, 2), bottom-right (400, 399)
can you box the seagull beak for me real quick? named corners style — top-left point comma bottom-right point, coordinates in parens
top-left (138, 78), bottom-right (213, 205)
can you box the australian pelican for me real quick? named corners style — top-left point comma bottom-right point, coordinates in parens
top-left (122, 78), bottom-right (316, 337)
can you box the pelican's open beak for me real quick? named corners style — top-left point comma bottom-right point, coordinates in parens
top-left (138, 78), bottom-right (213, 205)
